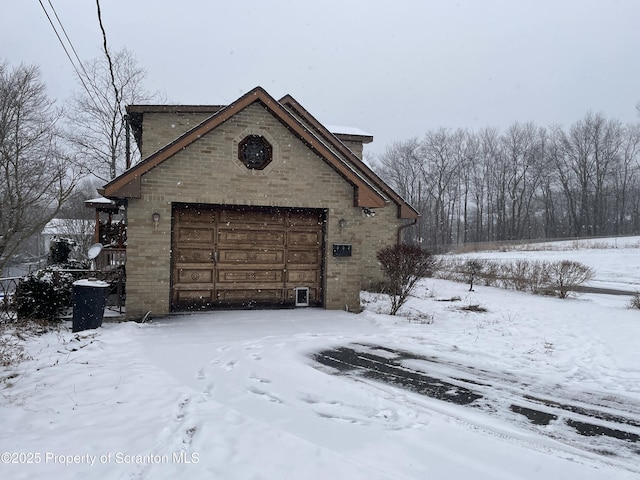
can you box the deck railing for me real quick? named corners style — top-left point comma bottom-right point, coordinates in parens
top-left (0, 276), bottom-right (21, 321)
top-left (95, 247), bottom-right (126, 271)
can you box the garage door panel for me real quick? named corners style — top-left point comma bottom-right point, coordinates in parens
top-left (218, 248), bottom-right (284, 264)
top-left (217, 288), bottom-right (284, 303)
top-left (288, 231), bottom-right (321, 246)
top-left (217, 268), bottom-right (283, 284)
top-left (285, 268), bottom-right (320, 284)
top-left (288, 211), bottom-right (322, 226)
top-left (220, 210), bottom-right (285, 225)
top-left (176, 267), bottom-right (214, 284)
top-left (287, 249), bottom-right (320, 265)
top-left (177, 209), bottom-right (216, 223)
top-left (175, 289), bottom-right (215, 307)
top-left (175, 248), bottom-right (213, 263)
top-left (177, 226), bottom-right (216, 243)
top-left (218, 229), bottom-right (285, 246)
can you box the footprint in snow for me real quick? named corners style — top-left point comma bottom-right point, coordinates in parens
top-left (249, 375), bottom-right (271, 384)
top-left (247, 386), bottom-right (283, 404)
top-left (175, 396), bottom-right (190, 420)
top-left (299, 393), bottom-right (341, 406)
top-left (182, 425), bottom-right (197, 445)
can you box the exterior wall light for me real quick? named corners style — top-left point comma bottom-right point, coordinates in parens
top-left (152, 212), bottom-right (160, 229)
top-left (338, 218), bottom-right (347, 233)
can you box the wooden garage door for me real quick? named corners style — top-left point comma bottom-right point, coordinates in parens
top-left (171, 205), bottom-right (324, 310)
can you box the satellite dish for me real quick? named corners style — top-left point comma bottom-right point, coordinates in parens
top-left (87, 243), bottom-right (104, 260)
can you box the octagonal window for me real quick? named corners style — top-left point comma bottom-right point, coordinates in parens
top-left (238, 135), bottom-right (273, 170)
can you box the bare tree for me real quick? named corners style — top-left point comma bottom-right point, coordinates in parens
top-left (376, 112), bottom-right (640, 247)
top-left (420, 128), bottom-right (462, 247)
top-left (67, 48), bottom-right (161, 181)
top-left (499, 122), bottom-right (545, 240)
top-left (53, 180), bottom-right (101, 257)
top-left (0, 62), bottom-right (85, 274)
top-left (374, 138), bottom-right (426, 242)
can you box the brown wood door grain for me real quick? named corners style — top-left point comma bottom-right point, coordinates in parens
top-left (171, 205), bottom-right (323, 310)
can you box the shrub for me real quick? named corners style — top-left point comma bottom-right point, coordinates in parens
top-left (376, 244), bottom-right (435, 315)
top-left (509, 259), bottom-right (530, 291)
top-left (628, 292), bottom-right (640, 310)
top-left (13, 262), bottom-right (87, 320)
top-left (434, 256), bottom-right (593, 299)
top-left (463, 259), bottom-right (485, 291)
top-left (49, 236), bottom-right (76, 264)
top-left (0, 335), bottom-right (30, 368)
top-left (546, 260), bottom-right (595, 298)
top-left (526, 260), bottom-right (551, 294)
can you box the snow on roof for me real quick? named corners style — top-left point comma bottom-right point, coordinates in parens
top-left (43, 218), bottom-right (95, 235)
top-left (85, 196), bottom-right (115, 205)
top-left (326, 125), bottom-right (373, 137)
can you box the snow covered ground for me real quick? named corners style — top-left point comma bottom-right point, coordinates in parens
top-left (1, 238), bottom-right (640, 479)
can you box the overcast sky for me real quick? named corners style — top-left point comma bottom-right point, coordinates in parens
top-left (3, 0), bottom-right (640, 156)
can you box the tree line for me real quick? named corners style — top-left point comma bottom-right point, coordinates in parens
top-left (374, 113), bottom-right (640, 249)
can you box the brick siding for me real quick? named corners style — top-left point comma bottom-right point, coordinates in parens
top-left (125, 103), bottom-right (401, 319)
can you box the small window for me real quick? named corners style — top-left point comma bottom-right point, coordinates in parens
top-left (238, 135), bottom-right (273, 170)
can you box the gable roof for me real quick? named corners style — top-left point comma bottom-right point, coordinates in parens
top-left (101, 87), bottom-right (418, 219)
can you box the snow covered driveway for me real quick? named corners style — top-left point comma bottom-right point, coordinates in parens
top-left (313, 343), bottom-right (640, 464)
top-left (2, 277), bottom-right (640, 479)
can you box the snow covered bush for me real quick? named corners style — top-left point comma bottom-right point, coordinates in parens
top-left (13, 262), bottom-right (86, 320)
top-left (49, 236), bottom-right (76, 264)
top-left (376, 244), bottom-right (435, 315)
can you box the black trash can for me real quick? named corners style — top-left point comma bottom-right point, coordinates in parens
top-left (72, 279), bottom-right (110, 332)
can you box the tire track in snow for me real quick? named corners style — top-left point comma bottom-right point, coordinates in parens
top-left (311, 343), bottom-right (640, 474)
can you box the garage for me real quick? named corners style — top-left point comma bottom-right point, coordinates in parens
top-left (98, 87), bottom-right (419, 319)
top-left (171, 204), bottom-right (325, 310)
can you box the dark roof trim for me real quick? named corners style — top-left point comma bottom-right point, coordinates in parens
top-left (126, 105), bottom-right (226, 114)
top-left (334, 132), bottom-right (374, 144)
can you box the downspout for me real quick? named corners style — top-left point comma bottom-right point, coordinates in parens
top-left (397, 218), bottom-right (418, 245)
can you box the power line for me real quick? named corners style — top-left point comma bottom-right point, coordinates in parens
top-left (46, 0), bottom-right (93, 88)
top-left (95, 0), bottom-right (123, 120)
top-left (36, 0), bottom-right (112, 117)
top-left (37, 0), bottom-right (94, 101)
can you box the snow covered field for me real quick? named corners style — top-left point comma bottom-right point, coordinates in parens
top-left (1, 238), bottom-right (640, 479)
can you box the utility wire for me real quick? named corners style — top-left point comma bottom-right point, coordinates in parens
top-left (37, 0), bottom-right (105, 114)
top-left (37, 0), bottom-right (93, 101)
top-left (95, 0), bottom-right (123, 120)
top-left (46, 0), bottom-right (93, 87)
